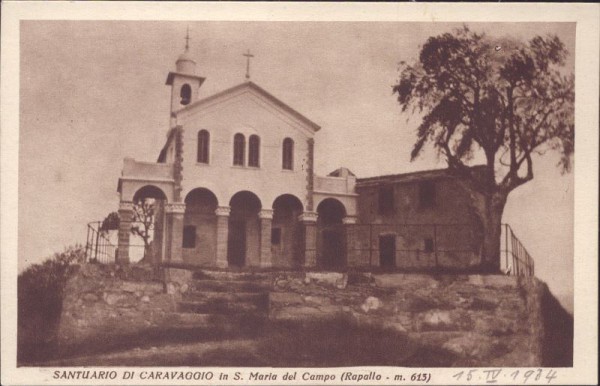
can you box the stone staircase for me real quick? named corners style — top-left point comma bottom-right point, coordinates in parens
top-left (174, 270), bottom-right (273, 333)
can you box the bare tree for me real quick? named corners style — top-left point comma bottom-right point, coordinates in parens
top-left (393, 26), bottom-right (574, 272)
top-left (131, 197), bottom-right (156, 261)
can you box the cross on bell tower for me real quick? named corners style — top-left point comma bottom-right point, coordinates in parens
top-left (184, 26), bottom-right (191, 52)
top-left (243, 49), bottom-right (254, 80)
top-left (166, 28), bottom-right (205, 121)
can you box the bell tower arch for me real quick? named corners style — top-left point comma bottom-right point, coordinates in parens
top-left (166, 29), bottom-right (205, 122)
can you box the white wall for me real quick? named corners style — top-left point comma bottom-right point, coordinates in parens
top-left (177, 88), bottom-right (314, 210)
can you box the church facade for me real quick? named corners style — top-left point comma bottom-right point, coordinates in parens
top-left (116, 46), bottom-right (482, 272)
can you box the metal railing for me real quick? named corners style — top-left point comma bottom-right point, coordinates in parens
top-left (83, 220), bottom-right (534, 276)
top-left (319, 223), bottom-right (479, 271)
top-left (316, 222), bottom-right (535, 276)
top-left (84, 221), bottom-right (117, 264)
top-left (501, 224), bottom-right (535, 276)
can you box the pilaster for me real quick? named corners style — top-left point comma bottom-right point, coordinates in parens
top-left (215, 206), bottom-right (231, 268)
top-left (299, 212), bottom-right (318, 268)
top-left (165, 203), bottom-right (185, 263)
top-left (117, 201), bottom-right (134, 265)
top-left (259, 209), bottom-right (274, 268)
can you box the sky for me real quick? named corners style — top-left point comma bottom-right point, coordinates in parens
top-left (18, 21), bottom-right (574, 305)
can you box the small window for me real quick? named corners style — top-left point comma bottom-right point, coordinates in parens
top-left (182, 225), bottom-right (196, 248)
top-left (378, 185), bottom-right (395, 214)
top-left (424, 238), bottom-right (434, 253)
top-left (249, 135), bottom-right (260, 167)
top-left (419, 181), bottom-right (436, 208)
top-left (271, 228), bottom-right (281, 245)
top-left (180, 84), bottom-right (192, 105)
top-left (282, 138), bottom-right (294, 170)
top-left (233, 133), bottom-right (245, 166)
top-left (197, 130), bottom-right (209, 163)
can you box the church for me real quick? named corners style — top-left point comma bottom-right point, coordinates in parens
top-left (115, 41), bottom-right (483, 272)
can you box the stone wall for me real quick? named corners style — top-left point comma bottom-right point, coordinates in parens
top-left (270, 272), bottom-right (556, 367)
top-left (56, 265), bottom-right (570, 367)
top-left (57, 264), bottom-right (181, 347)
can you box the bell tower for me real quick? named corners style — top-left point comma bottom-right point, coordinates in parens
top-left (166, 29), bottom-right (205, 120)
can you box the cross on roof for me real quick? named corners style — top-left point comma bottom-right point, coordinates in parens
top-left (184, 27), bottom-right (191, 51)
top-left (243, 49), bottom-right (254, 80)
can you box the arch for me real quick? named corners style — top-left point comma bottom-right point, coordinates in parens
top-left (229, 190), bottom-right (262, 212)
top-left (197, 130), bottom-right (210, 164)
top-left (130, 185), bottom-right (168, 265)
top-left (248, 135), bottom-right (260, 167)
top-left (316, 198), bottom-right (346, 225)
top-left (272, 194), bottom-right (304, 267)
top-left (228, 191), bottom-right (262, 267)
top-left (316, 198), bottom-right (347, 270)
top-left (233, 133), bottom-right (245, 166)
top-left (282, 137), bottom-right (294, 170)
top-left (272, 194), bottom-right (304, 212)
top-left (180, 84), bottom-right (192, 105)
top-left (184, 188), bottom-right (218, 213)
top-left (182, 188), bottom-right (219, 264)
top-left (132, 185), bottom-right (167, 203)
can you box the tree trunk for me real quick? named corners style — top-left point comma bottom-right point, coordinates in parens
top-left (479, 192), bottom-right (507, 273)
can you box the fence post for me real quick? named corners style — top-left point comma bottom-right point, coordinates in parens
top-left (85, 224), bottom-right (91, 262)
top-left (433, 224), bottom-right (438, 268)
top-left (369, 224), bottom-right (373, 267)
top-left (93, 222), bottom-right (100, 261)
top-left (504, 224), bottom-right (509, 273)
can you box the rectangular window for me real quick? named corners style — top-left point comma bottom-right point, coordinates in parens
top-left (282, 138), bottom-right (294, 170)
top-left (182, 225), bottom-right (196, 248)
top-left (378, 185), bottom-right (395, 214)
top-left (271, 228), bottom-right (281, 245)
top-left (424, 238), bottom-right (434, 253)
top-left (419, 181), bottom-right (436, 208)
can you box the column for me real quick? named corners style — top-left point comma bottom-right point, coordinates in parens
top-left (165, 203), bottom-right (186, 263)
top-left (259, 209), bottom-right (274, 268)
top-left (117, 201), bottom-right (134, 265)
top-left (152, 200), bottom-right (165, 266)
top-left (299, 212), bottom-right (318, 268)
top-left (342, 216), bottom-right (358, 267)
top-left (215, 206), bottom-right (231, 268)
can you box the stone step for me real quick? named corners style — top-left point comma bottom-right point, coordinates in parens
top-left (193, 270), bottom-right (273, 282)
top-left (164, 312), bottom-right (220, 327)
top-left (164, 312), bottom-right (266, 330)
top-left (177, 298), bottom-right (268, 314)
top-left (183, 291), bottom-right (268, 303)
top-left (192, 279), bottom-right (272, 293)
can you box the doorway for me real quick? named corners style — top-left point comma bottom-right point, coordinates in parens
top-left (228, 220), bottom-right (246, 267)
top-left (379, 235), bottom-right (396, 270)
top-left (228, 191), bottom-right (261, 267)
top-left (322, 229), bottom-right (344, 269)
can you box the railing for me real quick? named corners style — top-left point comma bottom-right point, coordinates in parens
top-left (501, 224), bottom-right (535, 276)
top-left (315, 222), bottom-right (534, 276)
top-left (84, 221), bottom-right (117, 264)
top-left (321, 223), bottom-right (479, 271)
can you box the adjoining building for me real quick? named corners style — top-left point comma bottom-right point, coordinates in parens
top-left (116, 44), bottom-right (484, 272)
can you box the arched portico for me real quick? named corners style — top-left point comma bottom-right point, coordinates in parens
top-left (118, 185), bottom-right (168, 265)
top-left (316, 198), bottom-right (347, 270)
top-left (228, 191), bottom-right (262, 267)
top-left (272, 194), bottom-right (304, 267)
top-left (182, 188), bottom-right (218, 266)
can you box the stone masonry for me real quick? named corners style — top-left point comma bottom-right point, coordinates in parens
top-left (56, 263), bottom-right (568, 367)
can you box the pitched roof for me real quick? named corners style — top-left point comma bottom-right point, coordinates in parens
top-left (173, 81), bottom-right (321, 132)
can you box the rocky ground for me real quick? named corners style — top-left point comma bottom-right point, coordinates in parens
top-left (20, 265), bottom-right (572, 367)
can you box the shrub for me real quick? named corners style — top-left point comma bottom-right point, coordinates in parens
top-left (18, 245), bottom-right (85, 362)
